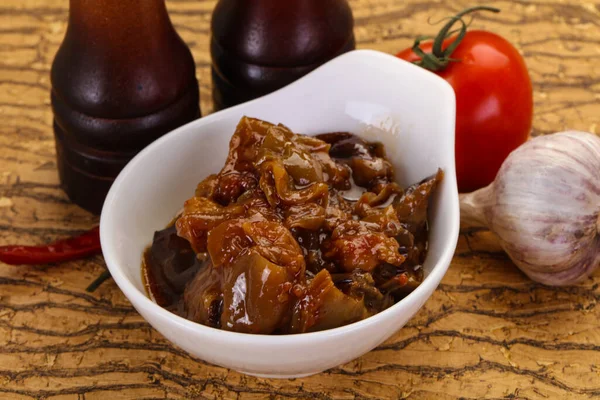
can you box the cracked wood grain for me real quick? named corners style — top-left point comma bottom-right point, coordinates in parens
top-left (0, 0), bottom-right (600, 399)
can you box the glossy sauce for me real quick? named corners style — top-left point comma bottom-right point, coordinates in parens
top-left (142, 118), bottom-right (442, 334)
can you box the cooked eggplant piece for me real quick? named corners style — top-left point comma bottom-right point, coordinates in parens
top-left (220, 251), bottom-right (293, 334)
top-left (143, 226), bottom-right (205, 308)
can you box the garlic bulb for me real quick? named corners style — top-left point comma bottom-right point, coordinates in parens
top-left (460, 131), bottom-right (600, 286)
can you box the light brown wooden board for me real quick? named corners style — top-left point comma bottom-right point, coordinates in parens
top-left (0, 0), bottom-right (599, 398)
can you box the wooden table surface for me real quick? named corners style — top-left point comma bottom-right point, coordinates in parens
top-left (1, 0), bottom-right (599, 399)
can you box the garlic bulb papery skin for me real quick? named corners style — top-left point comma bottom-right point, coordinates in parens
top-left (460, 131), bottom-right (600, 286)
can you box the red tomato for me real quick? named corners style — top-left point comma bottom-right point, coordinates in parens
top-left (397, 30), bottom-right (533, 192)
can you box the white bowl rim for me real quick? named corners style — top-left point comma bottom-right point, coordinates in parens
top-left (100, 49), bottom-right (460, 345)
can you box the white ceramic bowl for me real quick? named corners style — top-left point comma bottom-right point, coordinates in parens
top-left (100, 49), bottom-right (459, 378)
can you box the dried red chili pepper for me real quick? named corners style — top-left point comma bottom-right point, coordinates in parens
top-left (0, 226), bottom-right (101, 265)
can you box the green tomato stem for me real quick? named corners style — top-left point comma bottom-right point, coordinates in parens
top-left (86, 270), bottom-right (112, 292)
top-left (412, 6), bottom-right (501, 72)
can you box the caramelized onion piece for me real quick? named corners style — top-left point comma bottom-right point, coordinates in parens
top-left (176, 197), bottom-right (245, 252)
top-left (236, 189), bottom-right (280, 222)
top-left (223, 117), bottom-right (273, 172)
top-left (355, 184), bottom-right (404, 236)
top-left (259, 159), bottom-right (329, 207)
top-left (293, 134), bottom-right (351, 188)
top-left (282, 144), bottom-right (324, 185)
top-left (324, 221), bottom-right (406, 272)
top-left (206, 219), bottom-right (251, 268)
top-left (355, 183), bottom-right (402, 212)
top-left (314, 152), bottom-right (351, 189)
top-left (351, 157), bottom-right (394, 188)
top-left (242, 220), bottom-right (305, 275)
top-left (293, 135), bottom-right (331, 152)
top-left (324, 191), bottom-right (353, 230)
top-left (212, 171), bottom-right (258, 206)
top-left (258, 125), bottom-right (325, 185)
top-left (361, 205), bottom-right (403, 237)
top-left (291, 269), bottom-right (369, 333)
top-left (211, 117), bottom-right (273, 205)
top-left (284, 203), bottom-right (326, 231)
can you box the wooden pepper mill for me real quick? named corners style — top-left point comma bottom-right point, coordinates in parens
top-left (51, 0), bottom-right (201, 214)
top-left (211, 0), bottom-right (356, 110)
